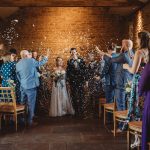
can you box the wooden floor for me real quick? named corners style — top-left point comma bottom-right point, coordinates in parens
top-left (0, 116), bottom-right (127, 150)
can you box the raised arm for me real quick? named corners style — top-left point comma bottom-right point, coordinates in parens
top-left (34, 48), bottom-right (50, 67)
top-left (33, 57), bottom-right (48, 67)
top-left (123, 50), bottom-right (142, 74)
top-left (100, 55), bottom-right (110, 79)
top-left (111, 53), bottom-right (125, 63)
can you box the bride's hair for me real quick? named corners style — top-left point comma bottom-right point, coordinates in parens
top-left (56, 57), bottom-right (63, 66)
top-left (56, 57), bottom-right (62, 62)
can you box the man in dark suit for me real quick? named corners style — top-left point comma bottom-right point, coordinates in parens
top-left (100, 44), bottom-right (118, 104)
top-left (66, 48), bottom-right (86, 117)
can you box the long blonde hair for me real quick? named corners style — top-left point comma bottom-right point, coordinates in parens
top-left (2, 53), bottom-right (11, 63)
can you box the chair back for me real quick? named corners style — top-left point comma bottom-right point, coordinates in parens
top-left (0, 87), bottom-right (16, 110)
top-left (113, 96), bottom-right (117, 111)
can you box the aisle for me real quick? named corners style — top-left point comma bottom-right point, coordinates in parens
top-left (0, 117), bottom-right (127, 150)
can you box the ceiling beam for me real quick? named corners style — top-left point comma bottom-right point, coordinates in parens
top-left (0, 0), bottom-right (145, 7)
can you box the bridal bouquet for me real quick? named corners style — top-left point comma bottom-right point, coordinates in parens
top-left (51, 70), bottom-right (65, 88)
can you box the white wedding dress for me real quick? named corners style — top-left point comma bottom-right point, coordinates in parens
top-left (49, 70), bottom-right (74, 117)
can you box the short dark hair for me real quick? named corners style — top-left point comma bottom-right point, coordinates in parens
top-left (9, 48), bottom-right (17, 54)
top-left (107, 43), bottom-right (117, 51)
top-left (28, 50), bottom-right (32, 53)
top-left (70, 48), bottom-right (77, 53)
top-left (32, 50), bottom-right (37, 53)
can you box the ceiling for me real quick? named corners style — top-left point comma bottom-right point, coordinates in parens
top-left (0, 0), bottom-right (149, 19)
top-left (0, 7), bottom-right (19, 19)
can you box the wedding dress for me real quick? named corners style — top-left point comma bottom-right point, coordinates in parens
top-left (49, 70), bottom-right (74, 117)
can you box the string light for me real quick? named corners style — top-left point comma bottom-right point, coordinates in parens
top-left (134, 10), bottom-right (143, 48)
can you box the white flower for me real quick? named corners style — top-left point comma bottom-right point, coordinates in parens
top-left (61, 70), bottom-right (65, 75)
top-left (8, 79), bottom-right (14, 83)
top-left (126, 87), bottom-right (131, 93)
top-left (37, 72), bottom-right (41, 77)
top-left (77, 59), bottom-right (81, 63)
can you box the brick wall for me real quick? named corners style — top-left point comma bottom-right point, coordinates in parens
top-left (0, 7), bottom-right (126, 67)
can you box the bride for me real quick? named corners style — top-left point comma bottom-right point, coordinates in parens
top-left (49, 57), bottom-right (74, 117)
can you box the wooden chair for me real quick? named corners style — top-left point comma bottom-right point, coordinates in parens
top-left (0, 87), bottom-right (25, 131)
top-left (127, 121), bottom-right (142, 150)
top-left (148, 143), bottom-right (150, 150)
top-left (99, 98), bottom-right (106, 118)
top-left (104, 101), bottom-right (116, 126)
top-left (113, 110), bottom-right (128, 136)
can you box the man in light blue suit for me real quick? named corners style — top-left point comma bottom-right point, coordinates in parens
top-left (16, 50), bottom-right (49, 126)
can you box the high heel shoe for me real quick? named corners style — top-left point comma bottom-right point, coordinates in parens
top-left (130, 133), bottom-right (140, 149)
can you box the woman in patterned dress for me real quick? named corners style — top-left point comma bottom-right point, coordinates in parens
top-left (84, 52), bottom-right (104, 118)
top-left (0, 53), bottom-right (20, 103)
top-left (123, 32), bottom-right (149, 121)
top-left (36, 55), bottom-right (52, 116)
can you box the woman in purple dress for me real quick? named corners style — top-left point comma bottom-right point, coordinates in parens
top-left (139, 63), bottom-right (150, 150)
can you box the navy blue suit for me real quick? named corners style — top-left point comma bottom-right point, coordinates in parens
top-left (111, 51), bottom-right (133, 112)
top-left (101, 53), bottom-right (118, 104)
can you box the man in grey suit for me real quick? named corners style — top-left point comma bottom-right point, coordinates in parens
top-left (16, 50), bottom-right (49, 126)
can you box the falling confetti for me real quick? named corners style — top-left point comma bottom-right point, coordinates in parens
top-left (1, 19), bottom-right (19, 46)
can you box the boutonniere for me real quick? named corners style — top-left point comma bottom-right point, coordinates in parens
top-left (77, 59), bottom-right (81, 63)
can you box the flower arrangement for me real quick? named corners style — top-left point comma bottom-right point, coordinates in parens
top-left (51, 70), bottom-right (65, 88)
top-left (7, 79), bottom-right (16, 88)
top-left (125, 81), bottom-right (132, 94)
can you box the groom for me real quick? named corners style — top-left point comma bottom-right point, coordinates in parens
top-left (66, 48), bottom-right (86, 117)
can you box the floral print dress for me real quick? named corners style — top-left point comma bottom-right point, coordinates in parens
top-left (126, 50), bottom-right (147, 122)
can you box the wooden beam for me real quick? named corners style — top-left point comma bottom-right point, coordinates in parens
top-left (0, 0), bottom-right (145, 7)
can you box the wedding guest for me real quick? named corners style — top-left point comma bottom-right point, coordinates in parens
top-left (0, 53), bottom-right (21, 102)
top-left (123, 31), bottom-right (149, 122)
top-left (100, 44), bottom-right (118, 104)
top-left (0, 57), bottom-right (4, 84)
top-left (85, 52), bottom-right (102, 118)
top-left (36, 55), bottom-right (51, 116)
top-left (139, 63), bottom-right (150, 150)
top-left (96, 39), bottom-right (134, 131)
top-left (66, 48), bottom-right (86, 117)
top-left (16, 50), bottom-right (49, 126)
top-left (0, 54), bottom-right (15, 87)
top-left (99, 55), bottom-right (106, 92)
top-left (9, 48), bottom-right (17, 60)
top-left (123, 31), bottom-right (150, 149)
top-left (28, 50), bottom-right (33, 59)
top-left (32, 50), bottom-right (38, 60)
top-left (49, 57), bottom-right (74, 117)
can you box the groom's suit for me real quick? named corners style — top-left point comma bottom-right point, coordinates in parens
top-left (66, 57), bottom-right (86, 117)
top-left (16, 57), bottom-right (48, 124)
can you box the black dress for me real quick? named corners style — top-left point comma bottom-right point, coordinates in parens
top-left (36, 65), bottom-right (51, 116)
top-left (84, 60), bottom-right (104, 118)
